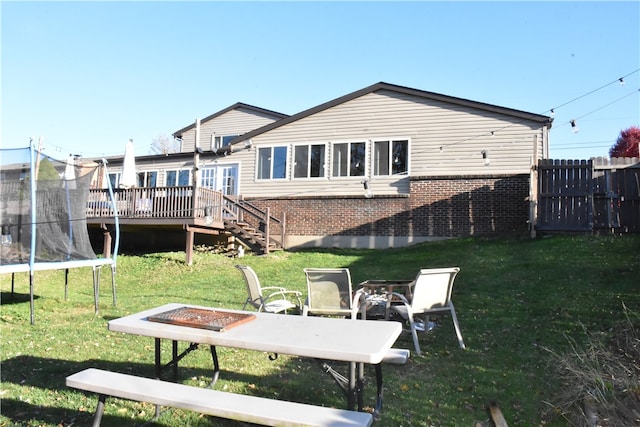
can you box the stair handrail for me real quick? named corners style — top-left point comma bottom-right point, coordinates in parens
top-left (222, 195), bottom-right (285, 250)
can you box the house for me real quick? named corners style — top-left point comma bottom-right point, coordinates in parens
top-left (90, 82), bottom-right (552, 255)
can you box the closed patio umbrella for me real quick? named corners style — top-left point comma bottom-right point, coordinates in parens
top-left (119, 139), bottom-right (137, 189)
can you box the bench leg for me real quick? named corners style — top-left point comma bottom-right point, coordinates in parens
top-left (208, 345), bottom-right (220, 388)
top-left (93, 394), bottom-right (106, 427)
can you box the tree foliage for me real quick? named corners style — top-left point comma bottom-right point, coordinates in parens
top-left (609, 126), bottom-right (640, 158)
top-left (150, 134), bottom-right (181, 155)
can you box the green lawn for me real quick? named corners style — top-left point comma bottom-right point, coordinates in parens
top-left (1, 234), bottom-right (638, 426)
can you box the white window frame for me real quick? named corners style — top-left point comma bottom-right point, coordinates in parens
top-left (256, 145), bottom-right (288, 180)
top-left (331, 140), bottom-right (367, 178)
top-left (164, 168), bottom-right (192, 187)
top-left (137, 170), bottom-right (159, 187)
top-left (211, 134), bottom-right (238, 151)
top-left (293, 142), bottom-right (327, 179)
top-left (373, 138), bottom-right (410, 176)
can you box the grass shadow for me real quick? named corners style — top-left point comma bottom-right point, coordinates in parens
top-left (0, 291), bottom-right (38, 305)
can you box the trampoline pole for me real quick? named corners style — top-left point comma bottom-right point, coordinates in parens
top-left (64, 268), bottom-right (69, 300)
top-left (30, 272), bottom-right (35, 325)
top-left (93, 266), bottom-right (99, 314)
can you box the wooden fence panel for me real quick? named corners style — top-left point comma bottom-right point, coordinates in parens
top-left (537, 159), bottom-right (592, 231)
top-left (537, 158), bottom-right (640, 233)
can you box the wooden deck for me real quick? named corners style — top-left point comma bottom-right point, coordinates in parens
top-left (86, 186), bottom-right (285, 261)
top-left (87, 186), bottom-right (224, 226)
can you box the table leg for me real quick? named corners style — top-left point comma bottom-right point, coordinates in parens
top-left (172, 340), bottom-right (178, 381)
top-left (154, 338), bottom-right (161, 379)
top-left (348, 361), bottom-right (356, 410)
top-left (154, 338), bottom-right (161, 418)
top-left (357, 362), bottom-right (365, 411)
top-left (373, 363), bottom-right (384, 419)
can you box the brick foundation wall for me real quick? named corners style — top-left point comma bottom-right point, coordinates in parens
top-left (247, 174), bottom-right (530, 242)
top-left (409, 175), bottom-right (530, 237)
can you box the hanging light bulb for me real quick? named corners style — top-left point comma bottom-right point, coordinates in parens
top-left (550, 109), bottom-right (555, 116)
top-left (490, 131), bottom-right (495, 137)
top-left (570, 120), bottom-right (579, 134)
top-left (362, 180), bottom-right (373, 198)
top-left (619, 77), bottom-right (625, 85)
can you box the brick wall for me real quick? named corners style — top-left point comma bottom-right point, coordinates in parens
top-left (409, 175), bottom-right (530, 237)
top-left (248, 174), bottom-right (530, 242)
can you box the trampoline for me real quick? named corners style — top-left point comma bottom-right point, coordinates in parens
top-left (1, 141), bottom-right (120, 324)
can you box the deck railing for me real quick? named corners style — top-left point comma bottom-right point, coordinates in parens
top-left (87, 186), bottom-right (223, 223)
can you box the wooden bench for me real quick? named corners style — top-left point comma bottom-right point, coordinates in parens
top-left (66, 368), bottom-right (373, 427)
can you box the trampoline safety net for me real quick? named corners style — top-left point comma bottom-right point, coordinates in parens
top-left (1, 147), bottom-right (101, 264)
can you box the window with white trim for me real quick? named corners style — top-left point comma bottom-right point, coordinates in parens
top-left (257, 146), bottom-right (287, 180)
top-left (212, 135), bottom-right (238, 151)
top-left (332, 141), bottom-right (366, 177)
top-left (294, 144), bottom-right (326, 178)
top-left (374, 139), bottom-right (408, 176)
top-left (136, 171), bottom-right (158, 187)
top-left (165, 169), bottom-right (191, 187)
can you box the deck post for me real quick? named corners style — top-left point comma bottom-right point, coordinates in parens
top-left (185, 229), bottom-right (194, 266)
top-left (102, 225), bottom-right (112, 258)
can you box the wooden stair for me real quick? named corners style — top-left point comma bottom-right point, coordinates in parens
top-left (223, 219), bottom-right (281, 255)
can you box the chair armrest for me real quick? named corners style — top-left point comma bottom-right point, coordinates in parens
top-left (264, 290), bottom-right (303, 307)
top-left (386, 291), bottom-right (410, 305)
top-left (351, 288), bottom-right (367, 319)
top-left (261, 286), bottom-right (286, 293)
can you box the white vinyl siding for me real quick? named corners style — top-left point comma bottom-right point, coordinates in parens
top-left (180, 108), bottom-right (281, 153)
top-left (232, 90), bottom-right (547, 198)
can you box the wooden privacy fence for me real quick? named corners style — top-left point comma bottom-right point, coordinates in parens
top-left (536, 158), bottom-right (640, 233)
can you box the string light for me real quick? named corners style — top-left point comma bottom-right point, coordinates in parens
top-left (570, 120), bottom-right (579, 133)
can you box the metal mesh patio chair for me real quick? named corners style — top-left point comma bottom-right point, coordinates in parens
top-left (235, 265), bottom-right (302, 314)
top-left (302, 268), bottom-right (365, 318)
top-left (386, 267), bottom-right (465, 355)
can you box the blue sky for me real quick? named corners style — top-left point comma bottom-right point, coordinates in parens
top-left (2, 1), bottom-right (639, 161)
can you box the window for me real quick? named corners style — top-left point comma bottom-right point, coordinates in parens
top-left (257, 146), bottom-right (287, 179)
top-left (294, 144), bottom-right (326, 178)
top-left (108, 172), bottom-right (120, 189)
top-left (165, 169), bottom-right (191, 187)
top-left (136, 171), bottom-right (158, 187)
top-left (213, 135), bottom-right (238, 150)
top-left (374, 139), bottom-right (408, 176)
top-left (332, 142), bottom-right (365, 177)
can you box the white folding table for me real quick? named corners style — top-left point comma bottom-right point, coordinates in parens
top-left (108, 303), bottom-right (402, 414)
